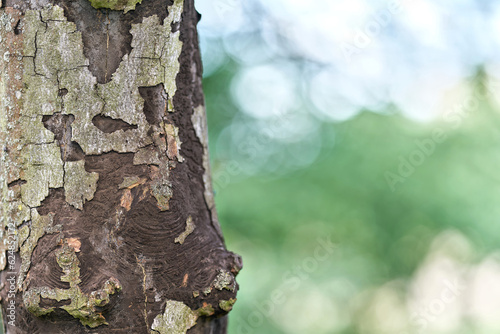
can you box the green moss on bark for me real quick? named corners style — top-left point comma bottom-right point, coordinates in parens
top-left (23, 240), bottom-right (122, 328)
top-left (88, 0), bottom-right (143, 13)
top-left (219, 298), bottom-right (236, 312)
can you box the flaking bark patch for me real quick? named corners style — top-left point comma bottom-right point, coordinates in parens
top-left (118, 176), bottom-right (147, 189)
top-left (150, 300), bottom-right (198, 334)
top-left (212, 270), bottom-right (235, 292)
top-left (18, 209), bottom-right (62, 290)
top-left (20, 143), bottom-right (64, 207)
top-left (191, 105), bottom-right (223, 240)
top-left (165, 123), bottom-right (184, 162)
top-left (23, 239), bottom-right (122, 328)
top-left (174, 215), bottom-right (194, 244)
top-left (17, 1), bottom-right (184, 214)
top-left (64, 161), bottom-right (99, 210)
top-left (218, 299), bottom-right (236, 312)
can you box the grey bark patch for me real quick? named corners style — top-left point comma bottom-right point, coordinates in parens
top-left (212, 270), bottom-right (235, 292)
top-left (150, 300), bottom-right (198, 334)
top-left (64, 160), bottom-right (99, 210)
top-left (133, 145), bottom-right (161, 165)
top-left (6, 0), bottom-right (174, 82)
top-left (53, 0), bottom-right (173, 83)
top-left (21, 5), bottom-right (183, 158)
top-left (20, 142), bottom-right (65, 207)
top-left (191, 105), bottom-right (223, 240)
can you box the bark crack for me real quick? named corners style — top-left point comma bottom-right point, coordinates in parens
top-left (105, 10), bottom-right (109, 82)
top-left (135, 254), bottom-right (149, 331)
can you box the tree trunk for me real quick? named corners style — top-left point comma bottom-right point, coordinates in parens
top-left (0, 0), bottom-right (241, 333)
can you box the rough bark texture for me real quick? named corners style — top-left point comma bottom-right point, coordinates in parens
top-left (0, 0), bottom-right (241, 333)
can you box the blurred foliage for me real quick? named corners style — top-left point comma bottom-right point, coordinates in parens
top-left (205, 67), bottom-right (500, 333)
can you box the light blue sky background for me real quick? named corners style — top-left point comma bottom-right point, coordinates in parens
top-left (195, 0), bottom-right (500, 177)
top-left (197, 0), bottom-right (500, 121)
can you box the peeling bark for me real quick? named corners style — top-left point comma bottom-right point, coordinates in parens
top-left (0, 0), bottom-right (240, 333)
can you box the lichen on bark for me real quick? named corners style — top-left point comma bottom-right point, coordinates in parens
top-left (20, 143), bottom-right (64, 207)
top-left (64, 160), bottom-right (99, 210)
top-left (23, 239), bottom-right (122, 328)
top-left (219, 298), bottom-right (236, 312)
top-left (87, 0), bottom-right (143, 13)
top-left (150, 300), bottom-right (198, 334)
top-left (1, 0), bottom-right (186, 226)
top-left (212, 269), bottom-right (236, 292)
top-left (18, 1), bottom-right (185, 212)
top-left (0, 7), bottom-right (25, 271)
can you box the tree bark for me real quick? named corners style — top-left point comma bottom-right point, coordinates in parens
top-left (0, 0), bottom-right (241, 333)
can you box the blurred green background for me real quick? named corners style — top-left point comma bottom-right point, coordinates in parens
top-left (196, 0), bottom-right (500, 333)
